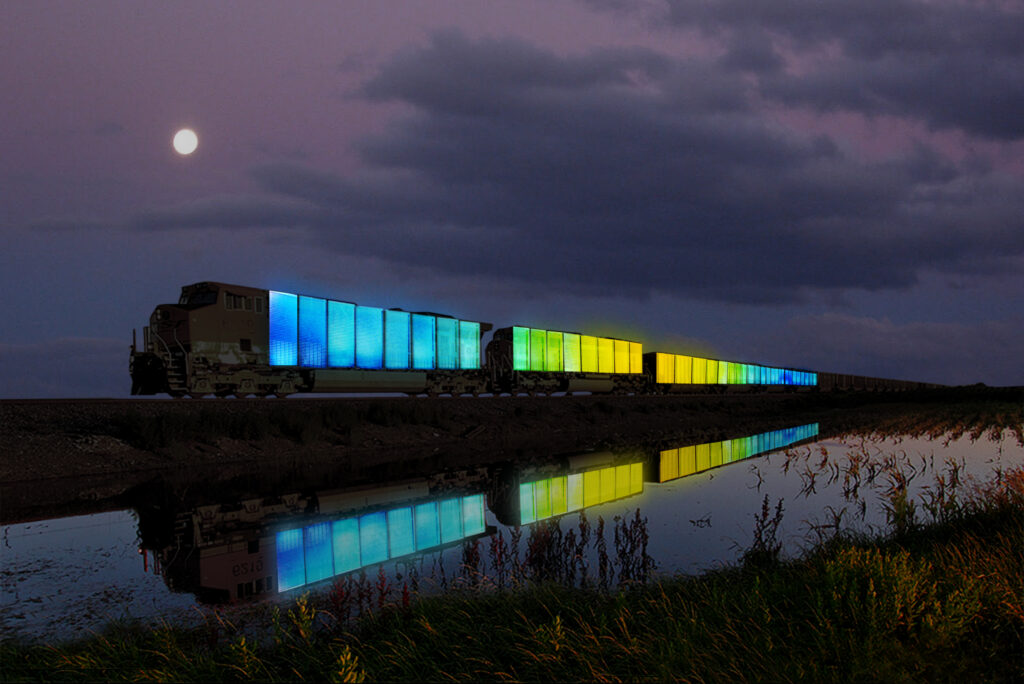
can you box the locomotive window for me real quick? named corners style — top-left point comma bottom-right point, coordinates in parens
top-left (255, 297), bottom-right (264, 314)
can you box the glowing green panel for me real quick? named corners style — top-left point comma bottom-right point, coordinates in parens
top-left (598, 338), bottom-right (615, 373)
top-left (710, 441), bottom-right (724, 468)
top-left (581, 336), bottom-right (599, 373)
top-left (462, 495), bottom-right (486, 536)
top-left (535, 479), bottom-right (552, 520)
top-left (706, 358), bottom-right (717, 384)
top-left (436, 318), bottom-right (458, 370)
top-left (530, 329), bottom-right (546, 371)
top-left (512, 326), bottom-right (530, 371)
top-left (546, 331), bottom-right (563, 372)
top-left (563, 333), bottom-right (581, 372)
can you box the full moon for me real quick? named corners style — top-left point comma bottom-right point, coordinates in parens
top-left (172, 128), bottom-right (199, 155)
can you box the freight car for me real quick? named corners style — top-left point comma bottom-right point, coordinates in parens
top-left (130, 282), bottom-right (934, 397)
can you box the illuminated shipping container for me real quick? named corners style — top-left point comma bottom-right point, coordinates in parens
top-left (269, 290), bottom-right (483, 371)
top-left (510, 325), bottom-right (641, 374)
top-left (519, 462), bottom-right (644, 525)
top-left (276, 493), bottom-right (488, 593)
top-left (657, 423), bottom-right (819, 483)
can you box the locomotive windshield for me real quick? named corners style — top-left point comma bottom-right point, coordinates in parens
top-left (178, 290), bottom-right (219, 308)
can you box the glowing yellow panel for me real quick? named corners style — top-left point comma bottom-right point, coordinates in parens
top-left (656, 353), bottom-right (675, 384)
top-left (551, 476), bottom-right (567, 516)
top-left (615, 464), bottom-right (630, 497)
top-left (675, 355), bottom-right (692, 384)
top-left (599, 467), bottom-right (615, 502)
top-left (629, 342), bottom-right (642, 374)
top-left (692, 357), bottom-right (707, 384)
top-left (581, 335), bottom-right (598, 373)
top-left (696, 443), bottom-right (711, 471)
top-left (583, 469), bottom-right (600, 507)
top-left (614, 339), bottom-right (629, 374)
top-left (630, 462), bottom-right (643, 493)
top-left (710, 441), bottom-right (724, 467)
top-left (659, 450), bottom-right (677, 482)
top-left (706, 358), bottom-right (718, 384)
top-left (598, 338), bottom-right (615, 373)
top-left (679, 445), bottom-right (697, 476)
top-left (719, 360), bottom-right (730, 384)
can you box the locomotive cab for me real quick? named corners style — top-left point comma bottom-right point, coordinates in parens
top-left (131, 282), bottom-right (271, 396)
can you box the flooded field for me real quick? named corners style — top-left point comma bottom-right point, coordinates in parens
top-left (4, 417), bottom-right (1021, 644)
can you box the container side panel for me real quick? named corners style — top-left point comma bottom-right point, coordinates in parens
top-left (581, 335), bottom-right (599, 373)
top-left (462, 495), bottom-right (486, 536)
top-left (332, 518), bottom-right (360, 574)
top-left (598, 338), bottom-right (615, 373)
top-left (629, 342), bottom-right (642, 374)
top-left (563, 333), bottom-right (581, 373)
top-left (530, 328), bottom-right (547, 371)
top-left (675, 355), bottom-right (692, 384)
top-left (384, 310), bottom-right (411, 370)
top-left (275, 528), bottom-right (305, 591)
top-left (298, 296), bottom-right (327, 368)
top-left (546, 331), bottom-right (563, 372)
top-left (436, 318), bottom-right (458, 370)
top-left (656, 353), bottom-right (675, 384)
top-left (387, 507), bottom-right (415, 558)
top-left (692, 357), bottom-right (707, 384)
top-left (460, 321), bottom-right (481, 369)
top-left (358, 511), bottom-right (388, 565)
top-left (355, 306), bottom-right (384, 369)
top-left (513, 326), bottom-right (530, 371)
top-left (414, 503), bottom-right (440, 550)
top-left (614, 340), bottom-right (629, 374)
top-left (303, 522), bottom-right (334, 583)
top-left (439, 498), bottom-right (464, 543)
top-left (411, 314), bottom-right (436, 370)
top-left (327, 301), bottom-right (356, 368)
top-left (269, 291), bottom-right (298, 366)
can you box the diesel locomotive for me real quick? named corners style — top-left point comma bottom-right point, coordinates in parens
top-left (129, 281), bottom-right (935, 398)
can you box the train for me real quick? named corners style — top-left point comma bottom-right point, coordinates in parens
top-left (129, 281), bottom-right (937, 398)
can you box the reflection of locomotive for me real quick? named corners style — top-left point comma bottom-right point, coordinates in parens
top-left (130, 282), bottom-right (936, 398)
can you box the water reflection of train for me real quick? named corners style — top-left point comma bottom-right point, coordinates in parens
top-left (136, 423), bottom-right (819, 603)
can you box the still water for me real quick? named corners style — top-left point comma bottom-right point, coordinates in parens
top-left (3, 422), bottom-right (1021, 643)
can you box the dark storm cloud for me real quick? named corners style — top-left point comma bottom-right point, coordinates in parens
top-left (128, 30), bottom-right (1024, 304)
top-left (662, 0), bottom-right (1024, 139)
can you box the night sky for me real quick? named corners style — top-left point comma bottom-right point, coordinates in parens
top-left (2, 1), bottom-right (1022, 397)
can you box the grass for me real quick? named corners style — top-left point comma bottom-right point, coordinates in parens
top-left (3, 457), bottom-right (1023, 682)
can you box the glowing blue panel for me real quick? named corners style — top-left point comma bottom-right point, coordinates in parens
top-left (269, 291), bottom-right (298, 366)
top-left (275, 528), bottom-right (305, 592)
top-left (460, 321), bottom-right (481, 369)
top-left (328, 301), bottom-right (356, 368)
top-left (358, 511), bottom-right (388, 566)
top-left (439, 498), bottom-right (463, 543)
top-left (414, 502), bottom-right (440, 550)
top-left (520, 483), bottom-right (536, 524)
top-left (566, 473), bottom-right (583, 512)
top-left (385, 310), bottom-right (411, 370)
top-left (784, 370), bottom-right (794, 385)
top-left (304, 522), bottom-right (334, 584)
top-left (298, 296), bottom-right (327, 368)
top-left (355, 307), bottom-right (384, 369)
top-left (436, 318), bottom-right (458, 370)
top-left (412, 314), bottom-right (436, 370)
top-left (513, 327), bottom-right (530, 371)
top-left (332, 518), bottom-right (361, 574)
top-left (462, 494), bottom-right (486, 536)
top-left (387, 507), bottom-right (415, 558)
